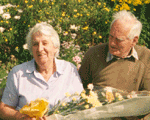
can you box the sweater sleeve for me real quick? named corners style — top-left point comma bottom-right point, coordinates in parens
top-left (79, 49), bottom-right (93, 89)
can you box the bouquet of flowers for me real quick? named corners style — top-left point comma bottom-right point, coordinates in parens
top-left (20, 84), bottom-right (150, 120)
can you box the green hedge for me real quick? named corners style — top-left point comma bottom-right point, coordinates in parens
top-left (0, 0), bottom-right (150, 79)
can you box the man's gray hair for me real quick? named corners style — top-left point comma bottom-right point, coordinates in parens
top-left (26, 22), bottom-right (60, 57)
top-left (110, 10), bottom-right (142, 40)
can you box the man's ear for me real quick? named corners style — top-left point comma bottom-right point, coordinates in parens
top-left (132, 36), bottom-right (139, 47)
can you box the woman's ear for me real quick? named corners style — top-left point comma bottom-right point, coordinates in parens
top-left (132, 36), bottom-right (139, 47)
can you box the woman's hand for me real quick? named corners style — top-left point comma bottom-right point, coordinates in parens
top-left (39, 115), bottom-right (47, 120)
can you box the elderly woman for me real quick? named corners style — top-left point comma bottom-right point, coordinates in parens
top-left (0, 22), bottom-right (83, 120)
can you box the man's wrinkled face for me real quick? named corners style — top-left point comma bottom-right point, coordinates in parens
top-left (109, 20), bottom-right (135, 58)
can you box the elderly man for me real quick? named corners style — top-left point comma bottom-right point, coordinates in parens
top-left (79, 10), bottom-right (150, 120)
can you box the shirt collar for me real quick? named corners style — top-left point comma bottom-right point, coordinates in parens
top-left (26, 58), bottom-right (64, 74)
top-left (106, 47), bottom-right (139, 62)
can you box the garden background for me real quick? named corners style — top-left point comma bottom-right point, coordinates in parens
top-left (0, 0), bottom-right (150, 89)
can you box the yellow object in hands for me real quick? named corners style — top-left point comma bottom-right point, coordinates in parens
top-left (20, 98), bottom-right (49, 119)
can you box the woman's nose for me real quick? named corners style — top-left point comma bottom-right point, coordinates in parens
top-left (38, 43), bottom-right (44, 51)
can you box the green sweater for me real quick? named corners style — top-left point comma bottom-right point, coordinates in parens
top-left (79, 43), bottom-right (150, 92)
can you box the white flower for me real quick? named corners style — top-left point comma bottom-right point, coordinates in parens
top-left (71, 33), bottom-right (77, 39)
top-left (127, 91), bottom-right (138, 99)
top-left (0, 27), bottom-right (5, 33)
top-left (0, 6), bottom-right (4, 14)
top-left (87, 83), bottom-right (94, 90)
top-left (18, 9), bottom-right (23, 13)
top-left (5, 3), bottom-right (15, 8)
top-left (14, 15), bottom-right (21, 20)
top-left (2, 12), bottom-right (11, 19)
top-left (72, 56), bottom-right (81, 64)
top-left (104, 87), bottom-right (113, 92)
top-left (70, 25), bottom-right (80, 31)
top-left (23, 44), bottom-right (28, 50)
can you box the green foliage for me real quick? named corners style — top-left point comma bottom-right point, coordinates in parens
top-left (0, 0), bottom-right (150, 88)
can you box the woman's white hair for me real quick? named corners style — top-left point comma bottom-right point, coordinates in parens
top-left (110, 10), bottom-right (142, 40)
top-left (26, 22), bottom-right (60, 57)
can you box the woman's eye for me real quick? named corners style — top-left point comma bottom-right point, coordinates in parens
top-left (33, 43), bottom-right (38, 46)
top-left (43, 43), bottom-right (48, 45)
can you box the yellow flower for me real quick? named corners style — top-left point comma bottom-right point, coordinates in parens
top-left (64, 3), bottom-right (66, 5)
top-left (10, 28), bottom-right (12, 31)
top-left (56, 110), bottom-right (59, 113)
top-left (20, 98), bottom-right (49, 119)
top-left (1, 20), bottom-right (3, 23)
top-left (81, 93), bottom-right (87, 99)
top-left (127, 0), bottom-right (132, 4)
top-left (84, 104), bottom-right (89, 109)
top-left (78, 0), bottom-right (81, 3)
top-left (74, 9), bottom-right (77, 12)
top-left (92, 31), bottom-right (97, 35)
top-left (25, 0), bottom-right (28, 3)
top-left (32, 0), bottom-right (35, 1)
top-left (105, 8), bottom-right (110, 12)
top-left (86, 97), bottom-right (94, 104)
top-left (75, 91), bottom-right (79, 95)
top-left (65, 92), bottom-right (71, 97)
top-left (106, 91), bottom-right (114, 102)
top-left (40, 0), bottom-right (43, 2)
top-left (6, 21), bottom-right (9, 24)
top-left (5, 39), bottom-right (8, 42)
top-left (62, 12), bottom-right (66, 17)
top-left (28, 5), bottom-right (33, 8)
top-left (99, 35), bottom-right (102, 39)
top-left (74, 15), bottom-right (77, 18)
top-left (97, 2), bottom-right (101, 6)
top-left (77, 13), bottom-right (80, 16)
top-left (7, 9), bottom-right (9, 12)
top-left (82, 26), bottom-right (88, 30)
top-left (92, 100), bottom-right (102, 107)
top-left (62, 102), bottom-right (67, 106)
top-left (133, 8), bottom-right (136, 11)
top-left (115, 93), bottom-right (123, 101)
top-left (17, 5), bottom-right (20, 7)
top-left (45, 0), bottom-right (48, 3)
top-left (105, 21), bottom-right (108, 24)
top-left (89, 91), bottom-right (98, 98)
top-left (82, 90), bottom-right (86, 93)
top-left (72, 97), bottom-right (77, 101)
top-left (51, 2), bottom-right (54, 5)
top-left (80, 14), bottom-right (83, 16)
top-left (145, 0), bottom-right (150, 4)
top-left (28, 25), bottom-right (30, 27)
top-left (87, 13), bottom-right (89, 16)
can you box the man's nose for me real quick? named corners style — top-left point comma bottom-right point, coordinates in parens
top-left (110, 38), bottom-right (118, 46)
